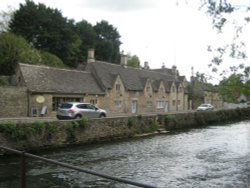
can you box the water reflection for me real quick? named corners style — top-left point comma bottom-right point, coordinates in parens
top-left (0, 121), bottom-right (250, 188)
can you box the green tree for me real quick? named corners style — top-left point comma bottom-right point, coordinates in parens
top-left (0, 32), bottom-right (29, 75)
top-left (8, 0), bottom-right (80, 67)
top-left (219, 74), bottom-right (244, 103)
top-left (127, 54), bottom-right (140, 68)
top-left (40, 51), bottom-right (65, 68)
top-left (75, 20), bottom-right (96, 62)
top-left (94, 20), bottom-right (121, 63)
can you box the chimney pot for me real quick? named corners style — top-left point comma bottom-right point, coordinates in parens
top-left (120, 54), bottom-right (127, 67)
top-left (87, 48), bottom-right (95, 63)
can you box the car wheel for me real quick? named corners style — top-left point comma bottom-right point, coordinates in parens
top-left (75, 115), bottom-right (82, 119)
top-left (99, 113), bottom-right (106, 118)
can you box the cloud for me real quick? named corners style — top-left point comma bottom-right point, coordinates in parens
top-left (82, 0), bottom-right (158, 12)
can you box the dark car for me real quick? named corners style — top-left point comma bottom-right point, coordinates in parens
top-left (56, 102), bottom-right (107, 120)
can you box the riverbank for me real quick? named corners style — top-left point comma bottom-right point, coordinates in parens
top-left (0, 108), bottom-right (250, 153)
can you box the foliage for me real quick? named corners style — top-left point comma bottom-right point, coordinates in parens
top-left (75, 20), bottom-right (97, 62)
top-left (149, 119), bottom-right (158, 132)
top-left (78, 117), bottom-right (89, 129)
top-left (127, 54), bottom-right (140, 68)
top-left (0, 32), bottom-right (66, 75)
top-left (127, 118), bottom-right (134, 128)
top-left (94, 20), bottom-right (121, 64)
top-left (218, 74), bottom-right (246, 102)
top-left (0, 120), bottom-right (60, 140)
top-left (0, 32), bottom-right (30, 75)
top-left (0, 76), bottom-right (9, 86)
top-left (9, 0), bottom-right (81, 67)
top-left (46, 122), bottom-right (58, 134)
top-left (198, 0), bottom-right (250, 78)
top-left (40, 51), bottom-right (65, 68)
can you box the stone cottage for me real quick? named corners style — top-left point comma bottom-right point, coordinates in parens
top-left (8, 50), bottom-right (189, 117)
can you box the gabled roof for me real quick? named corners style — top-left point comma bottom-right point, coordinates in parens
top-left (19, 63), bottom-right (104, 95)
top-left (86, 61), bottom-right (179, 92)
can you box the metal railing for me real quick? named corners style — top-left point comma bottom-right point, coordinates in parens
top-left (0, 146), bottom-right (157, 188)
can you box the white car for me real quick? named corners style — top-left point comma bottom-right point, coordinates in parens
top-left (56, 102), bottom-right (107, 120)
top-left (197, 104), bottom-right (214, 111)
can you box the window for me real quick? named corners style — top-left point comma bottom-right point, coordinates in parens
top-left (178, 100), bottom-right (181, 105)
top-left (134, 91), bottom-right (140, 96)
top-left (172, 86), bottom-right (175, 92)
top-left (147, 101), bottom-right (153, 108)
top-left (52, 97), bottom-right (83, 111)
top-left (115, 84), bottom-right (121, 96)
top-left (146, 86), bottom-right (152, 97)
top-left (179, 87), bottom-right (182, 93)
top-left (157, 100), bottom-right (165, 109)
top-left (114, 100), bottom-right (122, 108)
top-left (90, 99), bottom-right (97, 105)
top-left (172, 100), bottom-right (176, 106)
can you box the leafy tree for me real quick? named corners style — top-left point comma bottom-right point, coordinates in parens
top-left (127, 54), bottom-right (140, 68)
top-left (218, 74), bottom-right (244, 103)
top-left (94, 20), bottom-right (121, 63)
top-left (198, 1), bottom-right (250, 77)
top-left (0, 32), bottom-right (30, 75)
top-left (40, 51), bottom-right (65, 68)
top-left (8, 0), bottom-right (80, 67)
top-left (75, 20), bottom-right (96, 62)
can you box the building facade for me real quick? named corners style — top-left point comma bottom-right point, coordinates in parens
top-left (10, 51), bottom-right (189, 117)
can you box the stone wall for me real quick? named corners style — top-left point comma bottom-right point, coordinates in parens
top-left (158, 107), bottom-right (250, 130)
top-left (1, 108), bottom-right (249, 153)
top-left (0, 115), bottom-right (158, 152)
top-left (0, 87), bottom-right (28, 117)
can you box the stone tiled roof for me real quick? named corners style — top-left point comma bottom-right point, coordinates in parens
top-left (86, 61), bottom-right (179, 92)
top-left (19, 63), bottom-right (104, 94)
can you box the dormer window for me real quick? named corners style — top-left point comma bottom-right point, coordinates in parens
top-left (146, 86), bottom-right (152, 97)
top-left (179, 86), bottom-right (182, 93)
top-left (115, 84), bottom-right (121, 96)
top-left (172, 86), bottom-right (175, 93)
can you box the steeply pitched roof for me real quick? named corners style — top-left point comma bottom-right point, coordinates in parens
top-left (86, 61), bottom-right (179, 91)
top-left (19, 63), bottom-right (104, 94)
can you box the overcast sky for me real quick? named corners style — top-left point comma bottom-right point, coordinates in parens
top-left (1, 0), bottom-right (250, 84)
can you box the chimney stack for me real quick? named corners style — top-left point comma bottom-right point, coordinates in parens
top-left (87, 48), bottom-right (95, 63)
top-left (172, 65), bottom-right (178, 79)
top-left (161, 63), bottom-right (165, 69)
top-left (120, 53), bottom-right (127, 67)
top-left (144, 61), bottom-right (149, 70)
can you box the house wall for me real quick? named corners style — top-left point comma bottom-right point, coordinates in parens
top-left (0, 87), bottom-right (28, 117)
top-left (29, 93), bottom-right (105, 117)
top-left (204, 91), bottom-right (224, 109)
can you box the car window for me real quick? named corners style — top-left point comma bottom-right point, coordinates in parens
top-left (60, 103), bottom-right (73, 109)
top-left (77, 104), bottom-right (88, 109)
top-left (86, 104), bottom-right (96, 110)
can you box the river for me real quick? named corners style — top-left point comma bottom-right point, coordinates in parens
top-left (0, 120), bottom-right (250, 188)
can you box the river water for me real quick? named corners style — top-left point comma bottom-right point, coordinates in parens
top-left (0, 121), bottom-right (250, 188)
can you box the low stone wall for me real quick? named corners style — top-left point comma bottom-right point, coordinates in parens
top-left (0, 108), bottom-right (250, 153)
top-left (0, 87), bottom-right (28, 117)
top-left (158, 107), bottom-right (250, 130)
top-left (0, 115), bottom-right (158, 152)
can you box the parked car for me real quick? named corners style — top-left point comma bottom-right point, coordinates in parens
top-left (196, 104), bottom-right (214, 111)
top-left (56, 102), bottom-right (107, 120)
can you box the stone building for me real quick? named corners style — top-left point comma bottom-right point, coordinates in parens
top-left (10, 63), bottom-right (104, 116)
top-left (8, 50), bottom-right (189, 117)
